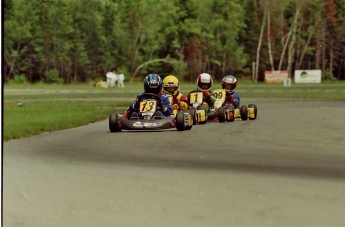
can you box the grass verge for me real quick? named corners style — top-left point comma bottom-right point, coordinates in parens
top-left (3, 101), bottom-right (129, 141)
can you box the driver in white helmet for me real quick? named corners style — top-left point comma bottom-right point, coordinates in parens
top-left (187, 73), bottom-right (216, 112)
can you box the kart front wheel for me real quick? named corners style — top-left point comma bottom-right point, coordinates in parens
top-left (240, 105), bottom-right (248, 121)
top-left (217, 107), bottom-right (226, 122)
top-left (176, 111), bottom-right (185, 131)
top-left (109, 113), bottom-right (122, 132)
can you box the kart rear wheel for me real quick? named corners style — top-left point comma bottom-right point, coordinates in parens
top-left (176, 111), bottom-right (185, 131)
top-left (240, 105), bottom-right (248, 121)
top-left (217, 107), bottom-right (226, 122)
top-left (248, 104), bottom-right (257, 120)
top-left (109, 113), bottom-right (122, 132)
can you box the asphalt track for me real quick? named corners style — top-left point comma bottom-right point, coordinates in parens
top-left (3, 98), bottom-right (345, 227)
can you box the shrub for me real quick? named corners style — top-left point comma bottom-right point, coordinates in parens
top-left (9, 74), bottom-right (28, 84)
top-left (324, 70), bottom-right (338, 81)
top-left (44, 69), bottom-right (63, 84)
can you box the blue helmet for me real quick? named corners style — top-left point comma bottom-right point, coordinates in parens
top-left (144, 74), bottom-right (163, 95)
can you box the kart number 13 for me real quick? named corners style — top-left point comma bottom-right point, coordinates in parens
top-left (140, 100), bottom-right (157, 112)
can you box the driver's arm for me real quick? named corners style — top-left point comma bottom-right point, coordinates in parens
top-left (129, 94), bottom-right (141, 112)
top-left (160, 95), bottom-right (173, 116)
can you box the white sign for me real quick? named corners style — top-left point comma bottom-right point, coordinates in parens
top-left (294, 70), bottom-right (322, 83)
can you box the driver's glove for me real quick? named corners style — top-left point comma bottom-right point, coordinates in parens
top-left (229, 96), bottom-right (236, 105)
top-left (159, 103), bottom-right (166, 112)
top-left (172, 104), bottom-right (179, 110)
top-left (133, 101), bottom-right (139, 111)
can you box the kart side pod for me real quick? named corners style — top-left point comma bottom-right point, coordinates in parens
top-left (196, 106), bottom-right (207, 124)
top-left (234, 104), bottom-right (257, 120)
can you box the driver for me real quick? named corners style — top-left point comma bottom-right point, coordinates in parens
top-left (221, 75), bottom-right (240, 109)
top-left (187, 73), bottom-right (216, 112)
top-left (123, 73), bottom-right (172, 119)
top-left (162, 75), bottom-right (188, 111)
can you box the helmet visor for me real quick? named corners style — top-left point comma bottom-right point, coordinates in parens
top-left (145, 86), bottom-right (161, 94)
top-left (223, 83), bottom-right (236, 91)
top-left (165, 86), bottom-right (177, 94)
top-left (199, 82), bottom-right (211, 90)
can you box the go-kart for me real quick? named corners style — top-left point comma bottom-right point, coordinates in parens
top-left (109, 93), bottom-right (192, 132)
top-left (191, 89), bottom-right (234, 122)
top-left (213, 88), bottom-right (257, 121)
top-left (186, 90), bottom-right (209, 124)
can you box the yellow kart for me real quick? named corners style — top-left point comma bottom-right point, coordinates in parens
top-left (187, 90), bottom-right (209, 124)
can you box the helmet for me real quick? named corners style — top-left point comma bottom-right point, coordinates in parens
top-left (222, 75), bottom-right (237, 94)
top-left (197, 73), bottom-right (213, 92)
top-left (144, 73), bottom-right (163, 95)
top-left (163, 75), bottom-right (179, 96)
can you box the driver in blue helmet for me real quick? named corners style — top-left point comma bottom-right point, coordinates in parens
top-left (123, 73), bottom-right (173, 119)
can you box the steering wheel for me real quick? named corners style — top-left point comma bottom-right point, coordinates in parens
top-left (139, 93), bottom-right (162, 103)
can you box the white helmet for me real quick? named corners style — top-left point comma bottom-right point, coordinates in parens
top-left (197, 73), bottom-right (213, 92)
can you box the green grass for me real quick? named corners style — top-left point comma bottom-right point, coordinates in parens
top-left (3, 101), bottom-right (129, 141)
top-left (3, 81), bottom-right (345, 141)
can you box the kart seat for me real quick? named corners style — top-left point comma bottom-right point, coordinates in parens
top-left (153, 111), bottom-right (164, 120)
top-left (130, 112), bottom-right (139, 120)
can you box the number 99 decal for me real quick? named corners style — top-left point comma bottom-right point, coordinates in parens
top-left (213, 89), bottom-right (225, 100)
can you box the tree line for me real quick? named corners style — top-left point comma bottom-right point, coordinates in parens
top-left (3, 0), bottom-right (345, 83)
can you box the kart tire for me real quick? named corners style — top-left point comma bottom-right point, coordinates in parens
top-left (217, 107), bottom-right (226, 122)
top-left (225, 109), bottom-right (235, 122)
top-left (176, 111), bottom-right (185, 131)
top-left (248, 104), bottom-right (257, 120)
top-left (109, 113), bottom-right (122, 132)
top-left (185, 125), bottom-right (192, 130)
top-left (225, 104), bottom-right (235, 122)
top-left (240, 105), bottom-right (248, 121)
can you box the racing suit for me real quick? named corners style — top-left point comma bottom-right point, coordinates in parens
top-left (223, 91), bottom-right (240, 109)
top-left (165, 92), bottom-right (189, 111)
top-left (124, 92), bottom-right (173, 119)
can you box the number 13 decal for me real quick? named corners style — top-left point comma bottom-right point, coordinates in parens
top-left (140, 100), bottom-right (157, 112)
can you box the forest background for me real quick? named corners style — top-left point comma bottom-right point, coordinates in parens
top-left (3, 0), bottom-right (345, 84)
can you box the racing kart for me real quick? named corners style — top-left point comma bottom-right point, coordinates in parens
top-left (213, 88), bottom-right (257, 121)
top-left (109, 93), bottom-right (192, 132)
top-left (186, 90), bottom-right (209, 124)
top-left (204, 89), bottom-right (235, 122)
